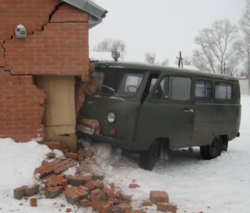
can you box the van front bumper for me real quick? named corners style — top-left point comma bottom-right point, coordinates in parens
top-left (77, 124), bottom-right (130, 150)
top-left (77, 125), bottom-right (128, 149)
top-left (86, 134), bottom-right (128, 149)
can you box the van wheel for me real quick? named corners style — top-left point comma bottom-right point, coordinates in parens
top-left (139, 140), bottom-right (159, 171)
top-left (222, 140), bottom-right (228, 151)
top-left (200, 136), bottom-right (222, 160)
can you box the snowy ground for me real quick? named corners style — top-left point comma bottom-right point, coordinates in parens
top-left (0, 95), bottom-right (249, 213)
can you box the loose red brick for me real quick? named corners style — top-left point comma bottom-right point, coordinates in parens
top-left (129, 183), bottom-right (140, 189)
top-left (42, 174), bottom-right (55, 186)
top-left (45, 141), bottom-right (69, 153)
top-left (65, 187), bottom-right (88, 205)
top-left (25, 184), bottom-right (40, 197)
top-left (65, 208), bottom-right (71, 212)
top-left (14, 184), bottom-right (39, 199)
top-left (67, 175), bottom-right (91, 186)
top-left (157, 202), bottom-right (177, 213)
top-left (78, 185), bottom-right (90, 193)
top-left (113, 203), bottom-right (132, 213)
top-left (45, 186), bottom-right (63, 198)
top-left (14, 185), bottom-right (28, 199)
top-left (65, 152), bottom-right (78, 160)
top-left (30, 198), bottom-right (37, 207)
top-left (34, 164), bottom-right (56, 179)
top-left (91, 189), bottom-right (105, 212)
top-left (53, 160), bottom-right (78, 175)
top-left (125, 210), bottom-right (146, 213)
top-left (141, 200), bottom-right (153, 207)
top-left (50, 175), bottom-right (64, 187)
top-left (79, 199), bottom-right (92, 208)
top-left (35, 159), bottom-right (77, 179)
top-left (103, 187), bottom-right (116, 199)
top-left (102, 202), bottom-right (113, 213)
top-left (150, 191), bottom-right (169, 204)
top-left (85, 180), bottom-right (98, 192)
top-left (46, 152), bottom-right (56, 159)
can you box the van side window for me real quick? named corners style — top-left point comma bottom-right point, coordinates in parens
top-left (215, 82), bottom-right (233, 100)
top-left (170, 77), bottom-right (191, 100)
top-left (195, 80), bottom-right (212, 99)
top-left (154, 76), bottom-right (191, 101)
top-left (153, 77), bottom-right (168, 98)
top-left (124, 74), bottom-right (142, 93)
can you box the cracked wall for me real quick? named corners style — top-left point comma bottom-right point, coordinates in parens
top-left (0, 1), bottom-right (90, 146)
top-left (3, 3), bottom-right (89, 75)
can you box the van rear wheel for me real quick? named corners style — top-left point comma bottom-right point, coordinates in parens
top-left (139, 140), bottom-right (159, 171)
top-left (200, 136), bottom-right (222, 160)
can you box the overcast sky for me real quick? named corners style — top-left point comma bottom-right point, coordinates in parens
top-left (90, 0), bottom-right (246, 64)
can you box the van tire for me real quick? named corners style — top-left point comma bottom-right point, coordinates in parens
top-left (200, 136), bottom-right (222, 160)
top-left (139, 140), bottom-right (159, 171)
top-left (222, 140), bottom-right (228, 151)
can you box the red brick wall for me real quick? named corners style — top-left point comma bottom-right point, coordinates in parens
top-left (0, 1), bottom-right (90, 142)
top-left (0, 68), bottom-right (47, 142)
top-left (0, 0), bottom-right (59, 40)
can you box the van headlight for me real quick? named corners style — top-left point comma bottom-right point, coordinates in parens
top-left (107, 111), bottom-right (116, 123)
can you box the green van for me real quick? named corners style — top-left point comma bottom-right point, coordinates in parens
top-left (77, 57), bottom-right (241, 170)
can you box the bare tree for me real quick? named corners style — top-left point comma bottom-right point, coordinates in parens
top-left (238, 0), bottom-right (250, 76)
top-left (183, 56), bottom-right (191, 65)
top-left (240, 0), bottom-right (250, 44)
top-left (93, 38), bottom-right (127, 60)
top-left (192, 50), bottom-right (210, 71)
top-left (192, 19), bottom-right (242, 75)
top-left (161, 58), bottom-right (169, 66)
top-left (145, 52), bottom-right (156, 64)
top-left (145, 52), bottom-right (169, 66)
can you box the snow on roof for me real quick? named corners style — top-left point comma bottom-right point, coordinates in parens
top-left (89, 52), bottom-right (200, 72)
top-left (89, 51), bottom-right (112, 61)
top-left (183, 65), bottom-right (200, 71)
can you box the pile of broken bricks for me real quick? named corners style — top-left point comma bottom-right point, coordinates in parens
top-left (13, 141), bottom-right (181, 213)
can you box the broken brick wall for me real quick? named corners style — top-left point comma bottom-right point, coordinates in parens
top-left (0, 1), bottom-right (90, 143)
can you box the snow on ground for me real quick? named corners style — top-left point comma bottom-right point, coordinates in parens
top-left (0, 95), bottom-right (249, 213)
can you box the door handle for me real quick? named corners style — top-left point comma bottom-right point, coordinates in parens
top-left (183, 109), bottom-right (194, 113)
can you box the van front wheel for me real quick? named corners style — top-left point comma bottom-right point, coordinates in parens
top-left (139, 140), bottom-right (159, 171)
top-left (200, 136), bottom-right (222, 160)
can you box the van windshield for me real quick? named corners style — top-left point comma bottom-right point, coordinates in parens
top-left (93, 69), bottom-right (144, 98)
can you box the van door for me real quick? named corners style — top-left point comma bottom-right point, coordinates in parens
top-left (134, 75), bottom-right (195, 150)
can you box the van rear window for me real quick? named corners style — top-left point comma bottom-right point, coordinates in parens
top-left (215, 82), bottom-right (233, 100)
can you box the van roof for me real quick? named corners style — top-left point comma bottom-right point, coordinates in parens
top-left (93, 61), bottom-right (237, 81)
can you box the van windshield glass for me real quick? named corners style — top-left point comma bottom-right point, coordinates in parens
top-left (93, 69), bottom-right (144, 98)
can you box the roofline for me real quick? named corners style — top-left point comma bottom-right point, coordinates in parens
top-left (92, 61), bottom-right (237, 81)
top-left (61, 0), bottom-right (108, 28)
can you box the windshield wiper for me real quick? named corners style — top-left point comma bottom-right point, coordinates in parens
top-left (102, 85), bottom-right (120, 98)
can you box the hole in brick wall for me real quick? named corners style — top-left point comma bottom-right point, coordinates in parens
top-left (58, 134), bottom-right (71, 137)
top-left (36, 76), bottom-right (78, 152)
